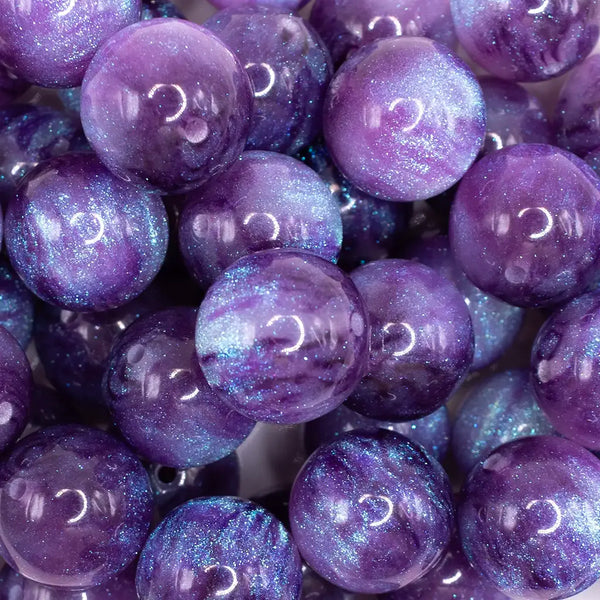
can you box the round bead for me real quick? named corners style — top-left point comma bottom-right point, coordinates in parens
top-left (136, 497), bottom-right (302, 600)
top-left (347, 259), bottom-right (473, 421)
top-left (81, 19), bottom-right (252, 194)
top-left (208, 0), bottom-right (309, 10)
top-left (323, 37), bottom-right (485, 202)
top-left (0, 259), bottom-right (35, 349)
top-left (0, 425), bottom-right (153, 589)
top-left (289, 429), bottom-right (454, 594)
top-left (458, 436), bottom-right (600, 600)
top-left (6, 153), bottom-right (168, 312)
top-left (450, 0), bottom-right (600, 82)
top-left (195, 249), bottom-right (369, 424)
top-left (449, 144), bottom-right (600, 308)
top-left (179, 151), bottom-right (342, 289)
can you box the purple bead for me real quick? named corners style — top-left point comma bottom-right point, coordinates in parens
top-left (323, 37), bottom-right (485, 202)
top-left (178, 151), bottom-right (342, 289)
top-left (0, 68), bottom-right (27, 108)
top-left (0, 0), bottom-right (141, 88)
top-left (289, 429), bottom-right (454, 593)
top-left (585, 145), bottom-right (600, 175)
top-left (0, 259), bottom-right (35, 350)
top-left (459, 436), bottom-right (600, 600)
top-left (451, 0), bottom-right (600, 82)
top-left (5, 153), bottom-right (168, 312)
top-left (136, 497), bottom-right (302, 599)
top-left (0, 425), bottom-right (153, 589)
top-left (347, 259), bottom-right (473, 421)
top-left (195, 249), bottom-right (369, 424)
top-left (106, 307), bottom-right (255, 468)
top-left (450, 144), bottom-right (600, 308)
top-left (204, 8), bottom-right (332, 155)
top-left (208, 0), bottom-right (309, 10)
top-left (81, 19), bottom-right (252, 194)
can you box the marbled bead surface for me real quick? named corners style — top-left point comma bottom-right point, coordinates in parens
top-left (347, 259), bottom-right (473, 421)
top-left (6, 153), bottom-right (168, 312)
top-left (0, 0), bottom-right (141, 87)
top-left (208, 0), bottom-right (309, 9)
top-left (179, 151), bottom-right (342, 289)
top-left (0, 259), bottom-right (35, 349)
top-left (0, 68), bottom-right (27, 109)
top-left (459, 436), bottom-right (600, 600)
top-left (323, 37), bottom-right (485, 202)
top-left (205, 8), bottom-right (332, 155)
top-left (81, 19), bottom-right (252, 194)
top-left (136, 497), bottom-right (302, 600)
top-left (195, 249), bottom-right (369, 424)
top-left (290, 429), bottom-right (454, 593)
top-left (451, 0), bottom-right (600, 82)
top-left (449, 144), bottom-right (600, 308)
top-left (0, 425), bottom-right (153, 589)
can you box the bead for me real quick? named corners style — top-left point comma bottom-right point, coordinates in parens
top-left (178, 151), bottom-right (342, 289)
top-left (208, 0), bottom-right (309, 10)
top-left (136, 497), bottom-right (302, 599)
top-left (459, 436), bottom-right (600, 600)
top-left (81, 19), bottom-right (252, 194)
top-left (106, 307), bottom-right (255, 468)
top-left (450, 0), bottom-right (600, 82)
top-left (0, 425), bottom-right (153, 589)
top-left (195, 249), bottom-right (368, 424)
top-left (58, 88), bottom-right (82, 114)
top-left (204, 8), bottom-right (332, 155)
top-left (289, 429), bottom-right (454, 593)
top-left (323, 37), bottom-right (485, 202)
top-left (452, 370), bottom-right (554, 474)
top-left (585, 145), bottom-right (600, 175)
top-left (347, 259), bottom-right (473, 421)
top-left (0, 259), bottom-right (35, 349)
top-left (6, 153), bottom-right (168, 312)
top-left (0, 0), bottom-right (141, 88)
top-left (449, 144), bottom-right (600, 308)
top-left (0, 68), bottom-right (27, 108)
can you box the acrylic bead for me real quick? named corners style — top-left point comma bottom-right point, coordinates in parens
top-left (208, 0), bottom-right (309, 10)
top-left (195, 249), bottom-right (368, 424)
top-left (0, 259), bottom-right (35, 349)
top-left (459, 436), bottom-right (600, 600)
top-left (289, 429), bottom-right (454, 594)
top-left (81, 19), bottom-right (252, 194)
top-left (136, 497), bottom-right (302, 600)
top-left (450, 144), bottom-right (600, 308)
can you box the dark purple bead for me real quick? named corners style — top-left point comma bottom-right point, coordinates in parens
top-left (208, 0), bottom-right (309, 9)
top-left (289, 429), bottom-right (454, 593)
top-left (0, 68), bottom-right (27, 108)
top-left (302, 566), bottom-right (345, 600)
top-left (195, 249), bottom-right (369, 424)
top-left (451, 0), bottom-right (600, 82)
top-left (0, 259), bottom-right (35, 349)
top-left (136, 497), bottom-right (302, 599)
top-left (204, 7), bottom-right (332, 155)
top-left (178, 151), bottom-right (342, 289)
top-left (347, 259), bottom-right (473, 421)
top-left (81, 19), bottom-right (253, 194)
top-left (450, 144), bottom-right (600, 308)
top-left (141, 0), bottom-right (182, 19)
top-left (0, 425), bottom-right (153, 589)
top-left (459, 436), bottom-right (600, 600)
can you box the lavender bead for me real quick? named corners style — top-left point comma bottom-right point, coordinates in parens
top-left (136, 497), bottom-right (302, 600)
top-left (323, 37), bottom-right (485, 202)
top-left (347, 259), bottom-right (473, 421)
top-left (0, 425), bottom-right (153, 589)
top-left (0, 0), bottom-right (141, 88)
top-left (0, 68), bottom-right (27, 108)
top-left (450, 144), bottom-right (600, 308)
top-left (451, 0), bottom-right (600, 82)
top-left (459, 436), bottom-right (600, 600)
top-left (179, 151), bottom-right (342, 289)
top-left (208, 0), bottom-right (309, 10)
top-left (196, 249), bottom-right (368, 424)
top-left (205, 8), bottom-right (332, 155)
top-left (81, 19), bottom-right (252, 194)
top-left (0, 259), bottom-right (35, 349)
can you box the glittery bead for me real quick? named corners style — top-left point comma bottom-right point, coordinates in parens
top-left (0, 259), bottom-right (35, 350)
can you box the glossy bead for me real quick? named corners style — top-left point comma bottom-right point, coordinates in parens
top-left (0, 259), bottom-right (35, 349)
top-left (0, 0), bottom-right (141, 88)
top-left (81, 19), bottom-right (252, 194)
top-left (0, 68), bottom-right (27, 108)
top-left (195, 249), bottom-right (369, 424)
top-left (347, 259), bottom-right (473, 421)
top-left (451, 0), bottom-right (600, 82)
top-left (6, 153), bottom-right (168, 312)
top-left (136, 497), bottom-right (302, 600)
top-left (205, 8), bottom-right (332, 155)
top-left (208, 0), bottom-right (309, 10)
top-left (449, 144), bottom-right (600, 308)
top-left (323, 37), bottom-right (485, 202)
top-left (179, 151), bottom-right (342, 289)
top-left (459, 436), bottom-right (600, 600)
top-left (0, 425), bottom-right (153, 589)
top-left (289, 429), bottom-right (454, 593)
